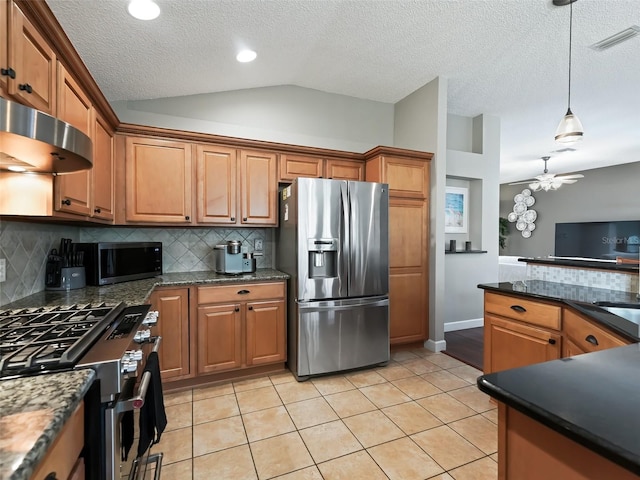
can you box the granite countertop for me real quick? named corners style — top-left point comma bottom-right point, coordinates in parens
top-left (0, 369), bottom-right (96, 480)
top-left (478, 280), bottom-right (640, 341)
top-left (3, 268), bottom-right (290, 310)
top-left (518, 256), bottom-right (639, 273)
top-left (477, 344), bottom-right (640, 475)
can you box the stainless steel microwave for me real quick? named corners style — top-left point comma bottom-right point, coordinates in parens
top-left (75, 242), bottom-right (162, 285)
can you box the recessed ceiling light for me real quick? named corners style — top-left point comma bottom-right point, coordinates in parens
top-left (236, 50), bottom-right (257, 63)
top-left (7, 166), bottom-right (27, 172)
top-left (128, 0), bottom-right (160, 20)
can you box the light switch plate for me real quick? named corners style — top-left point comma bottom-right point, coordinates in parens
top-left (255, 239), bottom-right (263, 251)
top-left (0, 259), bottom-right (6, 283)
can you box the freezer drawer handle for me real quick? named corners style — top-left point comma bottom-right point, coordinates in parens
top-left (510, 305), bottom-right (527, 313)
top-left (299, 299), bottom-right (389, 311)
top-left (585, 334), bottom-right (599, 346)
top-left (238, 289), bottom-right (250, 295)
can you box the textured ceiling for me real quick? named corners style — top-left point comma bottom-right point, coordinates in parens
top-left (46, 0), bottom-right (640, 183)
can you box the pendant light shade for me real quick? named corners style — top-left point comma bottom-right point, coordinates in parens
top-left (554, 0), bottom-right (583, 145)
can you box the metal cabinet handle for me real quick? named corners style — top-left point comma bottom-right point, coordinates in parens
top-left (18, 83), bottom-right (33, 93)
top-left (243, 217), bottom-right (248, 221)
top-left (237, 290), bottom-right (250, 295)
top-left (185, 216), bottom-right (190, 221)
top-left (230, 217), bottom-right (235, 221)
top-left (234, 307), bottom-right (240, 312)
top-left (548, 338), bottom-right (556, 345)
top-left (94, 207), bottom-right (101, 213)
top-left (61, 199), bottom-right (71, 206)
top-left (510, 305), bottom-right (527, 313)
top-left (248, 306), bottom-right (253, 310)
top-left (1, 67), bottom-right (16, 79)
top-left (44, 473), bottom-right (58, 480)
top-left (585, 334), bottom-right (599, 346)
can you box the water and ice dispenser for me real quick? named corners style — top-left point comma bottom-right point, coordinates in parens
top-left (308, 238), bottom-right (338, 278)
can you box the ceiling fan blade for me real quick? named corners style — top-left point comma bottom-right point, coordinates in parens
top-left (556, 174), bottom-right (584, 180)
top-left (508, 180), bottom-right (535, 185)
top-left (558, 179), bottom-right (579, 184)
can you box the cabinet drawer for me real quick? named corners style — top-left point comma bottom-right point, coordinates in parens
top-left (563, 309), bottom-right (629, 353)
top-left (198, 282), bottom-right (285, 304)
top-left (485, 292), bottom-right (561, 330)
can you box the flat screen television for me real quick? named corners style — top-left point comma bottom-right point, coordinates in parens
top-left (555, 221), bottom-right (640, 260)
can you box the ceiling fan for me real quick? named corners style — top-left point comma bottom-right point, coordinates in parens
top-left (509, 156), bottom-right (584, 192)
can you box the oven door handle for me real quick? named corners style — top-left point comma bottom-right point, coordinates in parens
top-left (132, 336), bottom-right (162, 409)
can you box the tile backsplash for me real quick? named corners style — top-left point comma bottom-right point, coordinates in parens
top-left (527, 264), bottom-right (639, 293)
top-left (0, 220), bottom-right (274, 306)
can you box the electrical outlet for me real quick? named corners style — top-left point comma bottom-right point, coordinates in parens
top-left (0, 259), bottom-right (6, 283)
top-left (254, 239), bottom-right (263, 251)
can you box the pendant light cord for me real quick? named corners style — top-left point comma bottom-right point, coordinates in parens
top-left (567, 2), bottom-right (573, 110)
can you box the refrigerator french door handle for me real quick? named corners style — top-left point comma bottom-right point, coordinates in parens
top-left (340, 181), bottom-right (350, 297)
top-left (298, 298), bottom-right (389, 311)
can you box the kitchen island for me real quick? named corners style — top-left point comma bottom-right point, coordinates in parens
top-left (478, 344), bottom-right (640, 479)
top-left (0, 369), bottom-right (95, 480)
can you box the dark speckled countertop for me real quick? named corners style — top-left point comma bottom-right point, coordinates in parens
top-left (0, 369), bottom-right (95, 480)
top-left (478, 344), bottom-right (640, 475)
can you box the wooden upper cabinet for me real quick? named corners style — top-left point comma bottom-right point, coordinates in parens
top-left (0, 0), bottom-right (7, 95)
top-left (279, 154), bottom-right (323, 182)
top-left (240, 150), bottom-right (277, 225)
top-left (365, 152), bottom-right (431, 199)
top-left (8, 2), bottom-right (56, 114)
top-left (196, 144), bottom-right (238, 224)
top-left (125, 136), bottom-right (193, 223)
top-left (54, 62), bottom-right (92, 216)
top-left (91, 109), bottom-right (114, 221)
top-left (325, 159), bottom-right (364, 181)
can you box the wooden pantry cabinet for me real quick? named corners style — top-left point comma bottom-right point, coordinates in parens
top-left (364, 147), bottom-right (432, 345)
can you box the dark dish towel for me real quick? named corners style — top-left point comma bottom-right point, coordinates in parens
top-left (137, 351), bottom-right (168, 458)
top-left (121, 410), bottom-right (134, 461)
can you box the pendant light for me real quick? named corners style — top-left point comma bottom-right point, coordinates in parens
top-left (553, 0), bottom-right (583, 145)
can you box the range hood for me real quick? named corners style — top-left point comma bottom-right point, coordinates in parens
top-left (0, 97), bottom-right (93, 174)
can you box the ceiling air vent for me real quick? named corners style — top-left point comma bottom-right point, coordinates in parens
top-left (590, 25), bottom-right (640, 51)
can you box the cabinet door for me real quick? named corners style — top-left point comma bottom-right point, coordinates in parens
top-left (91, 109), bottom-right (114, 221)
top-left (197, 304), bottom-right (242, 374)
top-left (0, 0), bottom-right (7, 95)
top-left (240, 150), bottom-right (277, 225)
top-left (366, 155), bottom-right (429, 199)
top-left (125, 136), bottom-right (192, 223)
top-left (55, 63), bottom-right (92, 216)
top-left (278, 154), bottom-right (323, 182)
top-left (196, 144), bottom-right (237, 224)
top-left (563, 308), bottom-right (629, 354)
top-left (388, 198), bottom-right (428, 344)
top-left (325, 159), bottom-right (364, 181)
top-left (484, 314), bottom-right (561, 374)
top-left (246, 300), bottom-right (285, 366)
top-left (150, 288), bottom-right (191, 380)
top-left (9, 2), bottom-right (56, 113)
top-left (562, 337), bottom-right (587, 358)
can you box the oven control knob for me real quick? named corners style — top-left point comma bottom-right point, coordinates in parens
top-left (121, 360), bottom-right (138, 373)
top-left (126, 349), bottom-right (144, 361)
top-left (142, 311), bottom-right (159, 326)
top-left (134, 329), bottom-right (151, 343)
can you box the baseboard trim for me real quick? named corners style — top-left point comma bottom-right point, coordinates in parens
top-left (424, 339), bottom-right (447, 352)
top-left (444, 318), bottom-right (484, 333)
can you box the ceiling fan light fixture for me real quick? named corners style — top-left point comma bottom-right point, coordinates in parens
top-left (128, 0), bottom-right (160, 21)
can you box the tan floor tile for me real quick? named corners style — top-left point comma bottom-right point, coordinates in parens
top-left (490, 453), bottom-right (498, 462)
top-left (299, 420), bottom-right (362, 463)
top-left (402, 358), bottom-right (442, 375)
top-left (193, 416), bottom-right (247, 457)
top-left (407, 348), bottom-right (436, 358)
top-left (376, 364), bottom-right (414, 381)
top-left (392, 376), bottom-right (442, 399)
top-left (391, 350), bottom-right (420, 362)
top-left (367, 437), bottom-right (444, 480)
top-left (270, 371), bottom-right (297, 385)
top-left (382, 401), bottom-right (442, 435)
top-left (324, 389), bottom-right (377, 418)
top-left (448, 365), bottom-right (483, 384)
top-left (482, 409), bottom-right (498, 425)
top-left (242, 405), bottom-right (296, 442)
top-left (449, 415), bottom-right (498, 455)
top-left (285, 396), bottom-right (339, 429)
top-left (154, 426), bottom-right (192, 465)
top-left (342, 410), bottom-right (404, 448)
top-left (250, 432), bottom-right (314, 480)
top-left (346, 369), bottom-right (387, 387)
top-left (164, 401), bottom-right (192, 431)
top-left (233, 376), bottom-right (273, 392)
top-left (448, 456), bottom-right (498, 480)
top-left (160, 458), bottom-right (192, 480)
top-left (360, 382), bottom-right (411, 408)
top-left (417, 393), bottom-right (477, 424)
top-left (411, 425), bottom-right (485, 470)
top-left (193, 444), bottom-right (256, 480)
top-left (192, 382), bottom-right (234, 401)
top-left (422, 370), bottom-right (472, 391)
top-left (163, 388), bottom-right (192, 406)
top-left (318, 450), bottom-right (387, 480)
top-left (275, 381), bottom-right (321, 404)
top-left (236, 385), bottom-right (283, 414)
top-left (311, 375), bottom-right (355, 395)
top-left (193, 393), bottom-right (239, 424)
top-left (428, 474), bottom-right (454, 480)
top-left (428, 353), bottom-right (468, 369)
top-left (275, 466), bottom-right (324, 479)
top-left (448, 386), bottom-right (496, 413)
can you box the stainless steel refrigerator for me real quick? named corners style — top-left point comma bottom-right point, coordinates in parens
top-left (277, 177), bottom-right (390, 381)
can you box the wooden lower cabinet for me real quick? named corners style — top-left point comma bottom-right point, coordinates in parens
top-left (197, 303), bottom-right (243, 374)
top-left (149, 287), bottom-right (191, 381)
top-left (563, 308), bottom-right (629, 355)
top-left (246, 300), bottom-right (285, 366)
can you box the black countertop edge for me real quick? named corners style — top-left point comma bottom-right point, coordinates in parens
top-left (517, 257), bottom-right (639, 273)
top-left (477, 373), bottom-right (640, 476)
top-left (445, 250), bottom-right (488, 254)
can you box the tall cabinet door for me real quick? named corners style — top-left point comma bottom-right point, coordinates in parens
top-left (196, 144), bottom-right (237, 224)
top-left (0, 0), bottom-right (7, 95)
top-left (240, 150), bottom-right (277, 225)
top-left (55, 63), bottom-right (92, 216)
top-left (197, 304), bottom-right (242, 374)
top-left (91, 110), bottom-right (114, 221)
top-left (150, 288), bottom-right (191, 380)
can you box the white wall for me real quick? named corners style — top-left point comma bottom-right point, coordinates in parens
top-left (112, 85), bottom-right (394, 153)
